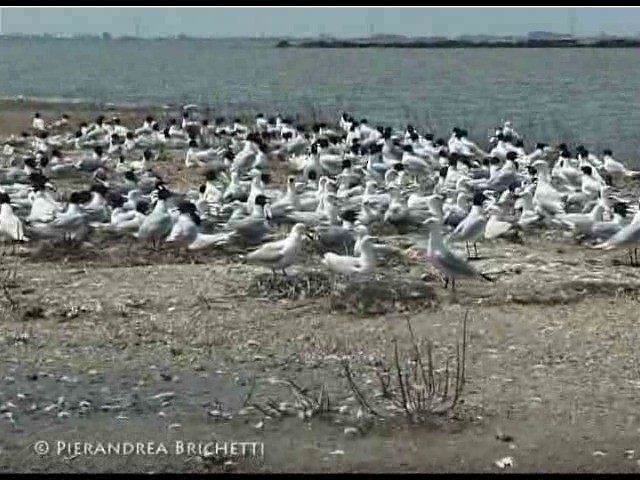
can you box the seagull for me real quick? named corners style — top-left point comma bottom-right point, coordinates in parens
top-left (407, 217), bottom-right (495, 291)
top-left (593, 203), bottom-right (640, 265)
top-left (0, 192), bottom-right (27, 242)
top-left (135, 187), bottom-right (173, 248)
top-left (448, 192), bottom-right (487, 258)
top-left (322, 234), bottom-right (377, 277)
top-left (244, 222), bottom-right (308, 276)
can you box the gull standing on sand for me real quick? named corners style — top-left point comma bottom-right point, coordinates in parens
top-left (408, 218), bottom-right (495, 291)
top-left (602, 149), bottom-right (640, 185)
top-left (593, 201), bottom-right (640, 265)
top-left (135, 187), bottom-right (173, 247)
top-left (448, 192), bottom-right (487, 258)
top-left (244, 222), bottom-right (308, 276)
top-left (0, 192), bottom-right (27, 242)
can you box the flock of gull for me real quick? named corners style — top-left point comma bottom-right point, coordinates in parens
top-left (1, 108), bottom-right (640, 291)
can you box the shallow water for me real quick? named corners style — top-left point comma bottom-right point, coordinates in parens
top-left (1, 38), bottom-right (640, 161)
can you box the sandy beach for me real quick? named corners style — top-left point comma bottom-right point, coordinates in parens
top-left (1, 100), bottom-right (640, 473)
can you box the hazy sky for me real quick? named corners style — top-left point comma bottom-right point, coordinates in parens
top-left (2, 7), bottom-right (639, 38)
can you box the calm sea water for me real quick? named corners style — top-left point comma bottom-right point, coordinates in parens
top-left (1, 38), bottom-right (639, 161)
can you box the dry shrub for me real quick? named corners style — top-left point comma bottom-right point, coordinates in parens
top-left (344, 312), bottom-right (470, 423)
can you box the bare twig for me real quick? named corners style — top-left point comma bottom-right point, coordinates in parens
top-left (342, 360), bottom-right (383, 418)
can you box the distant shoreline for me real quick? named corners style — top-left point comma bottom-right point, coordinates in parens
top-left (276, 39), bottom-right (640, 49)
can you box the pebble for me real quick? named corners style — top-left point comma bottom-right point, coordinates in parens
top-left (100, 404), bottom-right (120, 411)
top-left (168, 423), bottom-right (181, 430)
top-left (329, 450), bottom-right (344, 456)
top-left (254, 421), bottom-right (264, 430)
top-left (344, 427), bottom-right (359, 437)
top-left (593, 451), bottom-right (607, 457)
top-left (150, 392), bottom-right (175, 401)
top-left (57, 411), bottom-right (70, 419)
top-left (494, 456), bottom-right (514, 469)
top-left (625, 450), bottom-right (634, 459)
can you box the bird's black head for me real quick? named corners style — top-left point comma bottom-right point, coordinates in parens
top-left (135, 200), bottom-right (149, 214)
top-left (261, 173), bottom-right (271, 185)
top-left (90, 183), bottom-right (109, 196)
top-left (527, 166), bottom-right (537, 177)
top-left (342, 159), bottom-right (352, 170)
top-left (439, 166), bottom-right (448, 178)
top-left (506, 151), bottom-right (518, 161)
top-left (109, 190), bottom-right (126, 207)
top-left (307, 169), bottom-right (318, 181)
top-left (254, 194), bottom-right (268, 207)
top-left (581, 165), bottom-right (593, 176)
top-left (0, 192), bottom-right (11, 205)
top-left (156, 187), bottom-right (171, 201)
top-left (94, 146), bottom-right (103, 156)
top-left (124, 170), bottom-right (137, 182)
top-left (340, 209), bottom-right (358, 224)
top-left (535, 142), bottom-right (547, 150)
top-left (205, 170), bottom-right (217, 182)
top-left (603, 149), bottom-right (612, 156)
top-left (613, 202), bottom-right (628, 217)
top-left (393, 163), bottom-right (405, 172)
top-left (69, 192), bottom-right (83, 204)
top-left (472, 192), bottom-right (486, 206)
top-left (178, 201), bottom-right (197, 214)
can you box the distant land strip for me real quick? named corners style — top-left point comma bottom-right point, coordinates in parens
top-left (276, 38), bottom-right (640, 49)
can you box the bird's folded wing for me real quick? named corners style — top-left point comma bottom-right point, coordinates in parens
top-left (435, 248), bottom-right (478, 277)
top-left (246, 242), bottom-right (284, 262)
